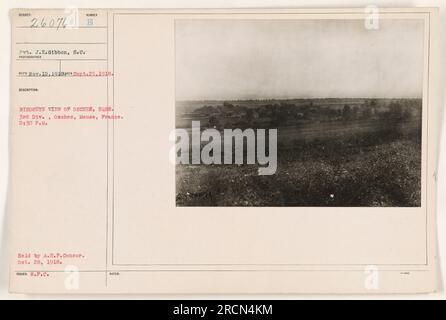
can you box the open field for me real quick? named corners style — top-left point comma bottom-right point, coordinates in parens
top-left (176, 139), bottom-right (421, 207)
top-left (175, 98), bottom-right (422, 207)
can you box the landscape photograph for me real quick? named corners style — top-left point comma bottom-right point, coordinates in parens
top-left (175, 19), bottom-right (424, 207)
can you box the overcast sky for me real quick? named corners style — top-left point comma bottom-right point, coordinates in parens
top-left (175, 19), bottom-right (424, 101)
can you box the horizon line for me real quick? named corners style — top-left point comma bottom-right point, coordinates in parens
top-left (176, 97), bottom-right (423, 102)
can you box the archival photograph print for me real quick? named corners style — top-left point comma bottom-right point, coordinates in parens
top-left (175, 19), bottom-right (424, 207)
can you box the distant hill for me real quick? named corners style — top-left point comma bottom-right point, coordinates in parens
top-left (176, 98), bottom-right (422, 114)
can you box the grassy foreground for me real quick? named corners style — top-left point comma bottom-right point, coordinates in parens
top-left (176, 137), bottom-right (421, 207)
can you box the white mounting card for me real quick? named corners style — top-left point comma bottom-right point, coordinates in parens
top-left (8, 7), bottom-right (440, 294)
